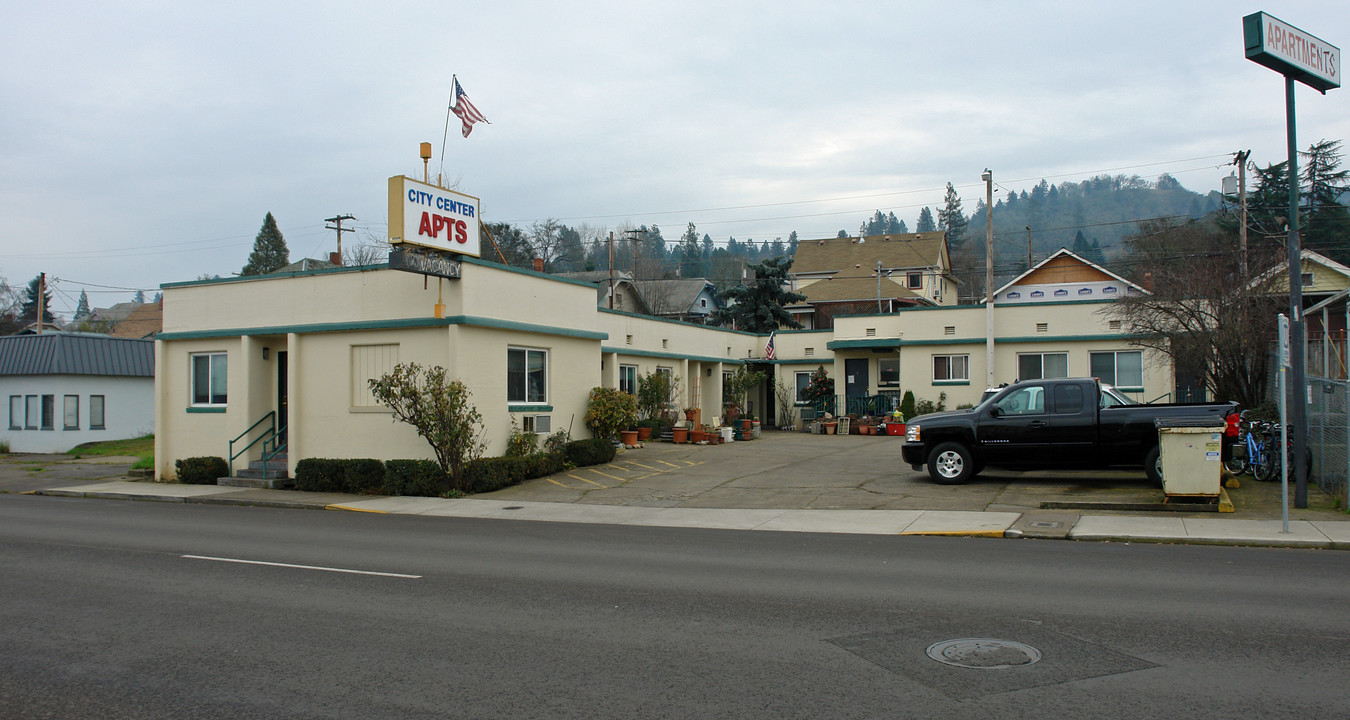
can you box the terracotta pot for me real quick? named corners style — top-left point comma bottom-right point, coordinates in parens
top-left (860, 424), bottom-right (872, 435)
top-left (620, 430), bottom-right (638, 446)
top-left (672, 427), bottom-right (689, 443)
top-left (824, 422), bottom-right (837, 435)
top-left (740, 419), bottom-right (752, 431)
top-left (637, 427), bottom-right (652, 441)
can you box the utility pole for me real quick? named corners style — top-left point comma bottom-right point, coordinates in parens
top-left (608, 232), bottom-right (615, 309)
top-left (324, 214), bottom-right (355, 266)
top-left (37, 272), bottom-right (45, 334)
top-left (983, 170), bottom-right (994, 388)
top-left (876, 260), bottom-right (883, 313)
top-left (1234, 150), bottom-right (1251, 277)
top-left (1025, 226), bottom-right (1032, 269)
top-left (624, 228), bottom-right (643, 281)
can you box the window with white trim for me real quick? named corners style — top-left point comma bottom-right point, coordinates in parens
top-left (191, 352), bottom-right (228, 406)
top-left (907, 272), bottom-right (922, 289)
top-left (795, 371), bottom-right (812, 403)
top-left (1090, 350), bottom-right (1143, 389)
top-left (1017, 352), bottom-right (1068, 381)
top-left (619, 364), bottom-right (637, 395)
top-left (933, 354), bottom-right (969, 382)
top-left (508, 347), bottom-right (548, 404)
top-left (63, 395), bottom-right (79, 430)
top-left (89, 395), bottom-right (105, 430)
top-left (878, 357), bottom-right (899, 387)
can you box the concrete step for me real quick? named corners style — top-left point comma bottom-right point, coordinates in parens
top-left (218, 475), bottom-right (294, 489)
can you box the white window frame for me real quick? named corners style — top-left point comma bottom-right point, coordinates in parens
top-left (63, 395), bottom-right (79, 430)
top-left (89, 395), bottom-right (105, 430)
top-left (191, 352), bottom-right (228, 406)
top-left (508, 347), bottom-right (549, 405)
top-left (1017, 352), bottom-right (1069, 381)
top-left (794, 371), bottom-right (813, 403)
top-left (1089, 350), bottom-right (1144, 391)
top-left (619, 364), bottom-right (638, 395)
top-left (351, 344), bottom-right (400, 409)
top-left (933, 354), bottom-right (969, 383)
top-left (878, 357), bottom-right (900, 388)
top-left (907, 272), bottom-right (922, 289)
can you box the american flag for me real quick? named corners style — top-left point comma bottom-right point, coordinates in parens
top-left (451, 77), bottom-right (489, 138)
top-left (764, 331), bottom-right (776, 360)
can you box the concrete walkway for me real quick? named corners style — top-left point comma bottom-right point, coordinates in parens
top-left (8, 431), bottom-right (1348, 550)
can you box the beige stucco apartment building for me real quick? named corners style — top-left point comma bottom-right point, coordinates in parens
top-left (153, 251), bottom-right (1171, 481)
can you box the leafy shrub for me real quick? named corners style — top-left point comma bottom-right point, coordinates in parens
top-left (584, 386), bottom-right (637, 441)
top-left (899, 390), bottom-right (916, 421)
top-left (383, 459), bottom-right (447, 497)
top-left (368, 362), bottom-right (485, 482)
top-left (505, 416), bottom-right (539, 457)
top-left (543, 429), bottom-right (571, 455)
top-left (914, 392), bottom-right (948, 416)
top-left (564, 438), bottom-right (616, 467)
top-left (175, 456), bottom-right (228, 485)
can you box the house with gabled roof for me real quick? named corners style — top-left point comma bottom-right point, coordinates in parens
top-left (988, 247), bottom-right (1148, 304)
top-left (1, 332), bottom-right (155, 453)
top-left (552, 270), bottom-right (651, 314)
top-left (786, 232), bottom-right (957, 329)
top-left (633, 278), bottom-right (720, 324)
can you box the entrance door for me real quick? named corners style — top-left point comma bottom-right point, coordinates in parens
top-left (845, 358), bottom-right (869, 412)
top-left (277, 351), bottom-right (288, 445)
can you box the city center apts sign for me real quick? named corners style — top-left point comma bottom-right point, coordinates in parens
top-left (387, 175), bottom-right (482, 257)
top-left (1244, 11), bottom-right (1340, 92)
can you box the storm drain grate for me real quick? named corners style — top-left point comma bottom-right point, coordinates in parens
top-left (926, 638), bottom-right (1042, 669)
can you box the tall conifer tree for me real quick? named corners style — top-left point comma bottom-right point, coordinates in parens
top-left (241, 212), bottom-right (290, 276)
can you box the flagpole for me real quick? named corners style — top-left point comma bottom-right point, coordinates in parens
top-left (438, 74), bottom-right (455, 188)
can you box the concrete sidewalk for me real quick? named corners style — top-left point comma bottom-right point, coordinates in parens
top-left (24, 479), bottom-right (1350, 550)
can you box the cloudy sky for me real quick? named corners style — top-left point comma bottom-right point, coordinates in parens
top-left (3, 1), bottom-right (1349, 317)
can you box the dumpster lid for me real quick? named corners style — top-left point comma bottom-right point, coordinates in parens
top-left (1154, 416), bottom-right (1225, 429)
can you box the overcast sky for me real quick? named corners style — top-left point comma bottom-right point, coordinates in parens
top-left (3, 1), bottom-right (1349, 317)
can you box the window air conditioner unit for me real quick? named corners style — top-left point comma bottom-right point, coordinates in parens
top-left (524, 415), bottom-right (551, 433)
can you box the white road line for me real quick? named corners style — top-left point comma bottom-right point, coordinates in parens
top-left (181, 555), bottom-right (421, 579)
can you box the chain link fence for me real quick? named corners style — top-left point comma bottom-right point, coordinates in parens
top-left (1307, 377), bottom-right (1349, 505)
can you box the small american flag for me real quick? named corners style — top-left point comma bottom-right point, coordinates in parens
top-left (451, 77), bottom-right (489, 138)
top-left (764, 331), bottom-right (776, 360)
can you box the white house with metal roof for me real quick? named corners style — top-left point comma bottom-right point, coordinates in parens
top-left (1, 333), bottom-right (155, 453)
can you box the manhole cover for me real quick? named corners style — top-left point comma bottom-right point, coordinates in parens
top-left (1026, 520), bottom-right (1063, 529)
top-left (926, 639), bottom-right (1042, 669)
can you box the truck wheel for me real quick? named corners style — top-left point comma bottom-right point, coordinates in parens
top-left (1144, 446), bottom-right (1163, 486)
top-left (928, 442), bottom-right (974, 485)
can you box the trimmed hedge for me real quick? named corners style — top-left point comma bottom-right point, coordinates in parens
top-left (383, 459), bottom-right (447, 497)
top-left (294, 458), bottom-right (386, 494)
top-left (564, 438), bottom-right (616, 467)
top-left (461, 452), bottom-right (566, 494)
top-left (175, 456), bottom-right (228, 485)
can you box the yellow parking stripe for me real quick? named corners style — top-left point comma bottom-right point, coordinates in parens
top-left (547, 477), bottom-right (573, 487)
top-left (626, 461), bottom-right (658, 471)
top-left (585, 468), bottom-right (626, 483)
top-left (656, 460), bottom-right (681, 468)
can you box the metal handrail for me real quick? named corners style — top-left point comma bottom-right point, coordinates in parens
top-left (229, 411), bottom-right (276, 466)
top-left (259, 425), bottom-right (287, 482)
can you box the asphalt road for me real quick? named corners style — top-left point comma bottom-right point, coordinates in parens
top-left (4, 493), bottom-right (1349, 719)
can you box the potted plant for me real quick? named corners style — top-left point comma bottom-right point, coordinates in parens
top-left (672, 425), bottom-right (689, 443)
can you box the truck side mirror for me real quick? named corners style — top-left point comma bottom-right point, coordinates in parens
top-left (988, 406), bottom-right (1002, 418)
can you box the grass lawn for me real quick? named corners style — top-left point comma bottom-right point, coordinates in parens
top-left (67, 434), bottom-right (154, 470)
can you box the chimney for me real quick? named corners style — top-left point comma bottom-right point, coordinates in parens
top-left (533, 257), bottom-right (544, 273)
top-left (329, 252), bottom-right (342, 266)
top-left (1141, 272), bottom-right (1153, 291)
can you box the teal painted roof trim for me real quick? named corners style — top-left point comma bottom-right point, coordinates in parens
top-left (160, 263), bottom-right (385, 289)
top-left (827, 332), bottom-right (1151, 350)
top-left (159, 315), bottom-right (607, 341)
top-left (601, 346), bottom-right (747, 365)
top-left (597, 307), bottom-right (761, 336)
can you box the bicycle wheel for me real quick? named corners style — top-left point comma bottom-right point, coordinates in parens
top-left (1254, 440), bottom-right (1280, 482)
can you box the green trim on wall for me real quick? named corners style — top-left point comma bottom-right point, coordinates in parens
top-left (159, 315), bottom-right (607, 342)
top-left (186, 406), bottom-right (226, 413)
top-left (932, 380), bottom-right (971, 386)
top-left (598, 307), bottom-right (760, 336)
top-left (161, 263), bottom-right (385, 290)
top-left (773, 358), bottom-right (832, 365)
top-left (507, 404), bottom-right (553, 413)
top-left (601, 346), bottom-right (747, 365)
top-left (995, 333), bottom-right (1151, 343)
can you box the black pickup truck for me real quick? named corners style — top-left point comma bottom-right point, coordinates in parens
top-left (900, 377), bottom-right (1239, 484)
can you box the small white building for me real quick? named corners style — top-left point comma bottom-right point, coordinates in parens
top-left (1, 333), bottom-right (155, 453)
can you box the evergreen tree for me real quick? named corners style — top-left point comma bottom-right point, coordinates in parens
top-left (709, 257), bottom-right (807, 332)
top-left (1300, 139), bottom-right (1350, 261)
top-left (679, 222), bottom-right (702, 278)
top-left (701, 234), bottom-right (714, 260)
top-left (1249, 161), bottom-right (1291, 241)
top-left (240, 212), bottom-right (290, 276)
top-left (937, 183), bottom-right (968, 248)
top-left (787, 231), bottom-right (799, 257)
top-left (153, 292), bottom-right (163, 304)
top-left (133, 289), bottom-right (145, 303)
top-left (836, 229), bottom-right (849, 238)
top-left (74, 290), bottom-right (91, 320)
top-left (915, 206), bottom-right (937, 232)
top-left (21, 275), bottom-right (55, 325)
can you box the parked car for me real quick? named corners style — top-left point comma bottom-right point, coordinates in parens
top-left (903, 377), bottom-right (1240, 485)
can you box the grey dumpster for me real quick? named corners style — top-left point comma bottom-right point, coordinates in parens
top-left (1155, 418), bottom-right (1225, 497)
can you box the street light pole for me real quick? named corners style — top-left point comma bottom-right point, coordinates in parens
top-left (983, 169), bottom-right (994, 388)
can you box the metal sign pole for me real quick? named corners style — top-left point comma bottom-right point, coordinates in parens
top-left (1279, 313), bottom-right (1290, 534)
